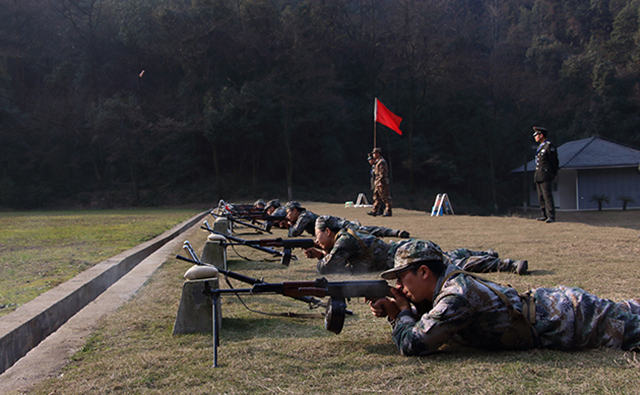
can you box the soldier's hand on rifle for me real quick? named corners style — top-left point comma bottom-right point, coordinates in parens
top-left (303, 247), bottom-right (325, 259)
top-left (369, 288), bottom-right (410, 320)
top-left (370, 298), bottom-right (394, 318)
top-left (280, 221), bottom-right (291, 229)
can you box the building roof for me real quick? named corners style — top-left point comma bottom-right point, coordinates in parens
top-left (512, 136), bottom-right (640, 172)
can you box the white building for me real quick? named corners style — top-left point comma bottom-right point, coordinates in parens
top-left (512, 137), bottom-right (640, 210)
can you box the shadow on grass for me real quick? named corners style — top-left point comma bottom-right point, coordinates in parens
top-left (220, 317), bottom-right (330, 342)
top-left (525, 269), bottom-right (554, 276)
top-left (224, 259), bottom-right (289, 272)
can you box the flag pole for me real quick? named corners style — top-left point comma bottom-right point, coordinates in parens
top-left (373, 98), bottom-right (377, 149)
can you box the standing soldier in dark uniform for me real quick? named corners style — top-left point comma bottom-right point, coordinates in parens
top-left (368, 147), bottom-right (393, 217)
top-left (533, 127), bottom-right (559, 223)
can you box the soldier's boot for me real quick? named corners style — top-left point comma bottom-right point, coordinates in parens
top-left (501, 259), bottom-right (528, 275)
top-left (382, 209), bottom-right (392, 217)
top-left (537, 209), bottom-right (548, 221)
top-left (514, 260), bottom-right (528, 275)
top-left (396, 230), bottom-right (410, 238)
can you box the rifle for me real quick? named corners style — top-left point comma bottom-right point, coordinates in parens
top-left (177, 254), bottom-right (382, 367)
top-left (211, 209), bottom-right (288, 233)
top-left (215, 199), bottom-right (261, 215)
top-left (210, 211), bottom-right (273, 234)
top-left (204, 277), bottom-right (390, 328)
top-left (243, 237), bottom-right (316, 266)
top-left (180, 257), bottom-right (389, 367)
top-left (176, 254), bottom-right (329, 309)
top-left (202, 221), bottom-right (314, 266)
top-left (229, 211), bottom-right (287, 233)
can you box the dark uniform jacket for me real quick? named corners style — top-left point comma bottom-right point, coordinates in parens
top-left (535, 140), bottom-right (559, 182)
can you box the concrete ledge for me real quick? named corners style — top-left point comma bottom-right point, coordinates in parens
top-left (0, 210), bottom-right (209, 375)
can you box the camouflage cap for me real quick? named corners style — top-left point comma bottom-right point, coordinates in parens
top-left (253, 198), bottom-right (265, 207)
top-left (285, 201), bottom-right (304, 212)
top-left (265, 199), bottom-right (280, 209)
top-left (315, 215), bottom-right (341, 230)
top-left (380, 240), bottom-right (444, 280)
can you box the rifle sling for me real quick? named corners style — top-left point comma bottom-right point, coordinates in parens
top-left (345, 228), bottom-right (374, 262)
top-left (231, 293), bottom-right (326, 319)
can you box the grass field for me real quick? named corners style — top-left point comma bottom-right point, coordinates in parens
top-left (0, 209), bottom-right (202, 317)
top-left (9, 204), bottom-right (640, 394)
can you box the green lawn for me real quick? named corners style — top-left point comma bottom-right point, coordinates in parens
top-left (0, 209), bottom-right (202, 317)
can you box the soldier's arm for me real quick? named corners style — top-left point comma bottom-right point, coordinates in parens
top-left (287, 213), bottom-right (314, 237)
top-left (392, 294), bottom-right (472, 356)
top-left (375, 161), bottom-right (389, 186)
top-left (304, 247), bottom-right (325, 259)
top-left (374, 162), bottom-right (384, 186)
top-left (316, 246), bottom-right (352, 274)
top-left (287, 217), bottom-right (306, 237)
top-left (550, 144), bottom-right (559, 173)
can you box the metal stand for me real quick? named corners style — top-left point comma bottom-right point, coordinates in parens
top-left (212, 293), bottom-right (220, 368)
top-left (431, 193), bottom-right (454, 216)
top-left (354, 193), bottom-right (373, 208)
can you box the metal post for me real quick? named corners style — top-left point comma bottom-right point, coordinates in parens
top-left (212, 293), bottom-right (220, 368)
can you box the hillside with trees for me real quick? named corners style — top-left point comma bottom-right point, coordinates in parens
top-left (1, 0), bottom-right (640, 213)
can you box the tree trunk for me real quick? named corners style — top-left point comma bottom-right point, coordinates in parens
top-left (211, 141), bottom-right (222, 197)
top-left (283, 108), bottom-right (294, 201)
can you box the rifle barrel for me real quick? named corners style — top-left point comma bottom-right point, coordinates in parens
top-left (200, 227), bottom-right (285, 257)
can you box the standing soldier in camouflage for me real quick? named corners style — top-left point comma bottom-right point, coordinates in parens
top-left (368, 147), bottom-right (393, 217)
top-left (305, 216), bottom-right (528, 275)
top-left (533, 126), bottom-right (559, 223)
top-left (282, 201), bottom-right (319, 237)
top-left (370, 240), bottom-right (640, 356)
top-left (367, 153), bottom-right (381, 214)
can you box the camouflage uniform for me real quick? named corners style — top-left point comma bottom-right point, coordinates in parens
top-left (287, 210), bottom-right (318, 237)
top-left (445, 248), bottom-right (522, 274)
top-left (271, 207), bottom-right (286, 217)
top-left (316, 229), bottom-right (396, 274)
top-left (264, 206), bottom-right (286, 231)
top-left (316, 233), bottom-right (519, 275)
top-left (331, 216), bottom-right (407, 238)
top-left (387, 245), bottom-right (640, 356)
top-left (372, 154), bottom-right (392, 216)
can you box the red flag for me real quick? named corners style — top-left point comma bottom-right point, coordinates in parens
top-left (375, 98), bottom-right (403, 135)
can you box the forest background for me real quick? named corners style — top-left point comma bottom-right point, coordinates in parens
top-left (2, 0), bottom-right (640, 214)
